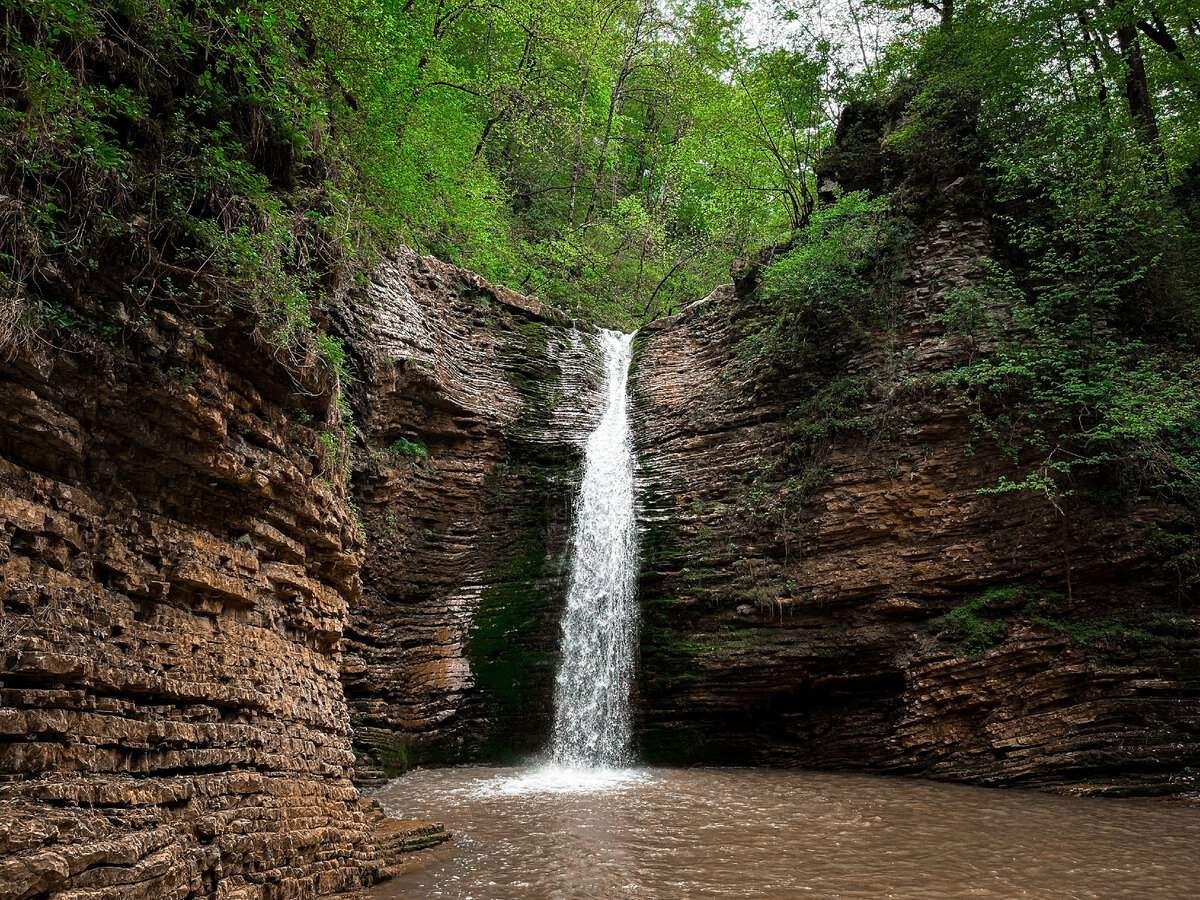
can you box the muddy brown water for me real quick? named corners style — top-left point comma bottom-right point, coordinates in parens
top-left (370, 766), bottom-right (1200, 899)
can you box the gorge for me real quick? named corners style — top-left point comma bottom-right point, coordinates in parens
top-left (5, 211), bottom-right (1198, 897)
top-left (4, 0), bottom-right (1200, 895)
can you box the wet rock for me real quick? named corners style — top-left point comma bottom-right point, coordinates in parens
top-left (630, 217), bottom-right (1200, 794)
top-left (0, 308), bottom-right (430, 896)
top-left (335, 249), bottom-right (604, 773)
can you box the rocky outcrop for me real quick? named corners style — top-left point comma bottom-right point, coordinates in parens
top-left (0, 308), bottom-right (443, 897)
top-left (0, 244), bottom-right (599, 898)
top-left (631, 216), bottom-right (1200, 795)
top-left (335, 250), bottom-right (603, 776)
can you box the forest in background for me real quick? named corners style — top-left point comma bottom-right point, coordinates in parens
top-left (2, 0), bottom-right (1199, 526)
top-left (2, 1), bottom-right (1198, 326)
top-left (2, 0), bottom-right (840, 332)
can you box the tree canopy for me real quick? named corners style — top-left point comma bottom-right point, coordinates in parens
top-left (2, 0), bottom-right (1198, 333)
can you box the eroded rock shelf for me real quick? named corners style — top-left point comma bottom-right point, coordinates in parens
top-left (0, 300), bottom-right (441, 897)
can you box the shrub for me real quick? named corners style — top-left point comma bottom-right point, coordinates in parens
top-left (387, 437), bottom-right (428, 460)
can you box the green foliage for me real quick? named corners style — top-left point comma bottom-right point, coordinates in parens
top-left (734, 191), bottom-right (911, 537)
top-left (825, 0), bottom-right (1200, 511)
top-left (6, 0), bottom-right (1200, 526)
top-left (741, 190), bottom-right (910, 378)
top-left (387, 437), bottom-right (428, 460)
top-left (1150, 522), bottom-right (1200, 589)
top-left (733, 192), bottom-right (911, 543)
top-left (938, 205), bottom-right (1200, 505)
top-left (763, 192), bottom-right (896, 311)
top-left (1029, 615), bottom-right (1153, 647)
top-left (317, 428), bottom-right (346, 475)
top-left (1, 0), bottom-right (842, 340)
top-left (3, 0), bottom-right (356, 364)
top-left (935, 588), bottom-right (1020, 656)
top-left (33, 298), bottom-right (82, 332)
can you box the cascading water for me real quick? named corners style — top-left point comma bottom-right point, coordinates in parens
top-left (549, 329), bottom-right (639, 768)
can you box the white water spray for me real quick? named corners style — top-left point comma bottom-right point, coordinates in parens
top-left (550, 329), bottom-right (640, 767)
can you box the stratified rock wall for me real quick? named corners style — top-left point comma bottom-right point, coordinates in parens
top-left (336, 250), bottom-right (603, 776)
top-left (631, 216), bottom-right (1200, 794)
top-left (0, 311), bottom-right (432, 896)
top-left (0, 243), bottom-right (601, 900)
top-left (4, 199), bottom-right (1193, 900)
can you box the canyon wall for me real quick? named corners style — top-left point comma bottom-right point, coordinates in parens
top-left (0, 303), bottom-right (442, 897)
top-left (630, 214), bottom-right (1200, 795)
top-left (0, 245), bottom-right (597, 900)
top-left (335, 250), bottom-right (601, 777)
top-left (3, 148), bottom-right (1196, 900)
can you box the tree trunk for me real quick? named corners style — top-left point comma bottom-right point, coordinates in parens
top-left (583, 6), bottom-right (650, 227)
top-left (567, 67), bottom-right (590, 228)
top-left (1077, 10), bottom-right (1115, 169)
top-left (1107, 2), bottom-right (1165, 164)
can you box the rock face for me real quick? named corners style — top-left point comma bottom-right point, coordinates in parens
top-left (630, 215), bottom-right (1200, 794)
top-left (0, 246), bottom-right (598, 898)
top-left (0, 309), bottom-right (443, 897)
top-left (3, 171), bottom-right (1196, 900)
top-left (335, 250), bottom-right (604, 777)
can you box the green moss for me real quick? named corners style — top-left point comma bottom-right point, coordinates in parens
top-left (1145, 613), bottom-right (1200, 639)
top-left (974, 585), bottom-right (1029, 605)
top-left (936, 584), bottom-right (1197, 656)
top-left (467, 534), bottom-right (555, 734)
top-left (660, 628), bottom-right (775, 658)
top-left (935, 589), bottom-right (1019, 656)
top-left (1030, 608), bottom-right (1199, 648)
top-left (1029, 616), bottom-right (1154, 647)
top-left (378, 736), bottom-right (414, 777)
top-left (503, 319), bottom-right (574, 435)
top-left (517, 318), bottom-right (550, 353)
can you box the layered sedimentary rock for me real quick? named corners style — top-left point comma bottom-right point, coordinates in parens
top-left (631, 215), bottom-right (1200, 795)
top-left (0, 308), bottom-right (442, 897)
top-left (335, 250), bottom-right (604, 776)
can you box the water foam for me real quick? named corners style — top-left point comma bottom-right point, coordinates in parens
top-left (471, 764), bottom-right (651, 797)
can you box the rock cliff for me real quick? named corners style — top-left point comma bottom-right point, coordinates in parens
top-left (0, 243), bottom-right (600, 898)
top-left (0, 303), bottom-right (444, 897)
top-left (335, 250), bottom-right (603, 777)
top-left (3, 153), bottom-right (1197, 900)
top-left (630, 214), bottom-right (1200, 795)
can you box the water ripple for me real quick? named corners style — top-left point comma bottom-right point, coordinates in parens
top-left (372, 766), bottom-right (1200, 900)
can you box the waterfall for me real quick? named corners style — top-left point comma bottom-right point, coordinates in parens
top-left (550, 329), bottom-right (639, 768)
